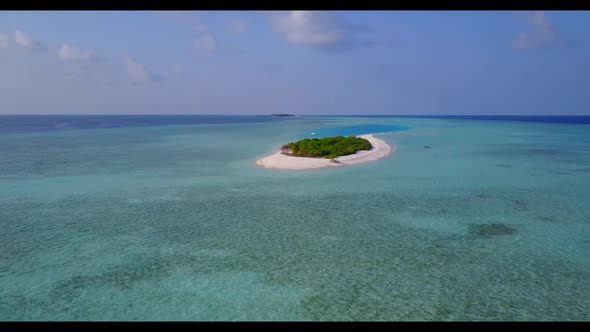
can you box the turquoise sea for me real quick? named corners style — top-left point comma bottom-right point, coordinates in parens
top-left (1, 115), bottom-right (589, 320)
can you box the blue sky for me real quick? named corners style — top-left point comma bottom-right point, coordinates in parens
top-left (0, 11), bottom-right (589, 115)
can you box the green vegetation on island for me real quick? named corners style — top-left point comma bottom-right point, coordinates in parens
top-left (281, 136), bottom-right (372, 159)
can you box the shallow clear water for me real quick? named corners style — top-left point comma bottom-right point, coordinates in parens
top-left (1, 116), bottom-right (589, 321)
top-left (302, 124), bottom-right (410, 138)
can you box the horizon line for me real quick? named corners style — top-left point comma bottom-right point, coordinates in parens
top-left (1, 114), bottom-right (590, 117)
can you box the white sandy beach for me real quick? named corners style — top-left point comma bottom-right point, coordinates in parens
top-left (256, 134), bottom-right (395, 170)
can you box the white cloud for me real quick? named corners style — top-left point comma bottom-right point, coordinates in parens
top-left (65, 66), bottom-right (85, 80)
top-left (155, 11), bottom-right (222, 54)
top-left (194, 32), bottom-right (218, 53)
top-left (530, 11), bottom-right (551, 29)
top-left (59, 44), bottom-right (98, 61)
top-left (20, 68), bottom-right (30, 80)
top-left (14, 30), bottom-right (45, 51)
top-left (65, 65), bottom-right (116, 85)
top-left (93, 73), bottom-right (116, 85)
top-left (190, 21), bottom-right (219, 54)
top-left (512, 11), bottom-right (567, 50)
top-left (127, 58), bottom-right (161, 84)
top-left (227, 18), bottom-right (248, 34)
top-left (270, 11), bottom-right (369, 50)
top-left (154, 11), bottom-right (203, 30)
top-left (0, 33), bottom-right (10, 48)
top-left (171, 66), bottom-right (190, 77)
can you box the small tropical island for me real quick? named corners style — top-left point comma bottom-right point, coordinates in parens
top-left (281, 136), bottom-right (373, 159)
top-left (256, 134), bottom-right (394, 170)
top-left (271, 113), bottom-right (295, 117)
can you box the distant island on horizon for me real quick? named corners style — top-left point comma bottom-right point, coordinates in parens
top-left (270, 114), bottom-right (295, 117)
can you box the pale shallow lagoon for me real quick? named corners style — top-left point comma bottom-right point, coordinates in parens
top-left (1, 115), bottom-right (589, 320)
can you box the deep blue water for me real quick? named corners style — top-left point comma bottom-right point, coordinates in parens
top-left (1, 115), bottom-right (589, 135)
top-left (317, 115), bottom-right (590, 125)
top-left (0, 115), bottom-right (291, 134)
